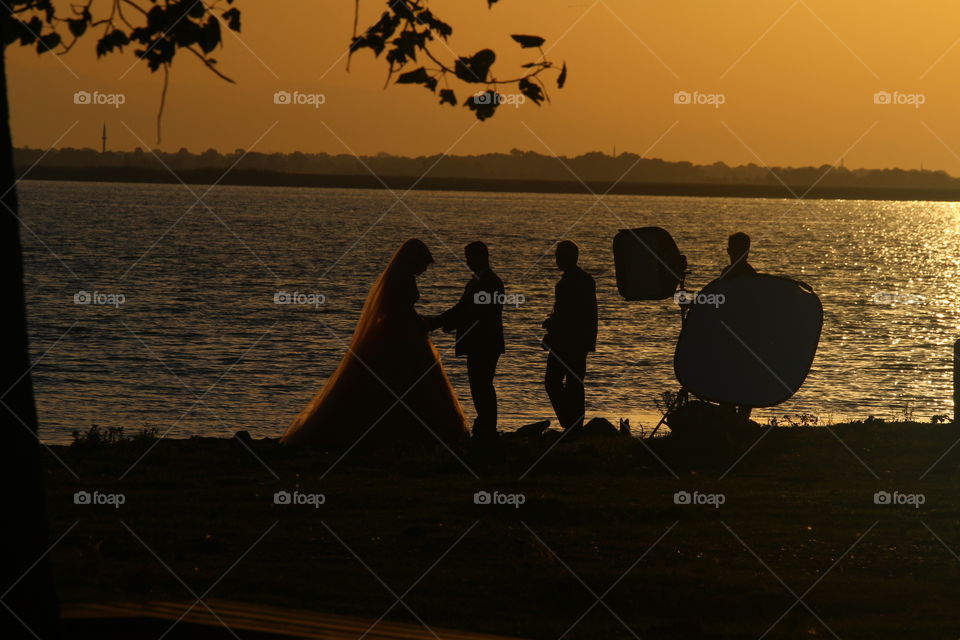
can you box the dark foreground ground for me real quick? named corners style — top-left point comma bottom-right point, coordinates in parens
top-left (42, 421), bottom-right (960, 639)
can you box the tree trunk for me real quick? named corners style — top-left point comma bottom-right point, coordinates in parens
top-left (0, 40), bottom-right (61, 640)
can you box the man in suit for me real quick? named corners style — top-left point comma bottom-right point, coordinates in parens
top-left (543, 240), bottom-right (597, 432)
top-left (430, 241), bottom-right (506, 441)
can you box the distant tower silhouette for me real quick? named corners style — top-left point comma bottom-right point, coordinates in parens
top-left (101, 123), bottom-right (107, 153)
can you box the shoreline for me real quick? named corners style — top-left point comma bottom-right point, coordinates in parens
top-left (35, 408), bottom-right (924, 447)
top-left (22, 166), bottom-right (960, 202)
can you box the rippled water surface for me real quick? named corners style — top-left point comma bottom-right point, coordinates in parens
top-left (19, 180), bottom-right (960, 443)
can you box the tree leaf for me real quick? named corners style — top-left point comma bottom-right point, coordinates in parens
top-left (68, 18), bottom-right (87, 38)
top-left (439, 89), bottom-right (457, 106)
top-left (387, 29), bottom-right (432, 66)
top-left (557, 61), bottom-right (568, 89)
top-left (418, 9), bottom-right (452, 40)
top-left (146, 5), bottom-right (166, 31)
top-left (36, 31), bottom-right (60, 53)
top-left (350, 35), bottom-right (385, 56)
top-left (17, 17), bottom-right (42, 46)
top-left (222, 8), bottom-right (241, 32)
top-left (454, 48), bottom-right (496, 83)
top-left (396, 67), bottom-right (428, 83)
top-left (187, 1), bottom-right (206, 19)
top-left (389, 0), bottom-right (417, 21)
top-left (171, 19), bottom-right (201, 47)
top-left (198, 16), bottom-right (221, 54)
top-left (465, 90), bottom-right (499, 121)
top-left (518, 77), bottom-right (544, 105)
top-left (396, 67), bottom-right (437, 92)
top-left (96, 29), bottom-right (130, 57)
top-left (511, 34), bottom-right (545, 48)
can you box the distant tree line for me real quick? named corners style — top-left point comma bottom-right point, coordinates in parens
top-left (15, 146), bottom-right (960, 189)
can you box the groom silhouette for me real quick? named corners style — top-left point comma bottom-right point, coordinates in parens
top-left (430, 241), bottom-right (505, 441)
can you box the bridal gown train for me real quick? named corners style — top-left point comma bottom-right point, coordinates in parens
top-left (281, 239), bottom-right (468, 446)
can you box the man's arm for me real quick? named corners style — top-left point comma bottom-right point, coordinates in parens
top-left (434, 282), bottom-right (473, 331)
top-left (442, 276), bottom-right (505, 332)
top-left (543, 279), bottom-right (561, 330)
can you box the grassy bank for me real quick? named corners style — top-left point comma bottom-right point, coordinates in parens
top-left (42, 422), bottom-right (960, 639)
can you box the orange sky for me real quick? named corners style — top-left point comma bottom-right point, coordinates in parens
top-left (10, 0), bottom-right (960, 173)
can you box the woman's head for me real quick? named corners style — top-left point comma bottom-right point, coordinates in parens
top-left (394, 238), bottom-right (434, 275)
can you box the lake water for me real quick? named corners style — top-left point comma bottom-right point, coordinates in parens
top-left (18, 180), bottom-right (960, 444)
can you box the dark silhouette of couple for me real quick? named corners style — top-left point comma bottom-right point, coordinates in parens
top-left (281, 238), bottom-right (597, 447)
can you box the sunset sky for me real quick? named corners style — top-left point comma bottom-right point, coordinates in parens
top-left (10, 0), bottom-right (960, 173)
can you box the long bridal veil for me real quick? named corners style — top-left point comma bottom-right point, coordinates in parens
top-left (282, 239), bottom-right (467, 446)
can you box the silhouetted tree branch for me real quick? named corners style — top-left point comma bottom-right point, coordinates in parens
top-left (4, 0), bottom-right (240, 143)
top-left (351, 0), bottom-right (567, 120)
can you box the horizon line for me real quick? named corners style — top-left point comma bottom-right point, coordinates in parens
top-left (13, 145), bottom-right (952, 178)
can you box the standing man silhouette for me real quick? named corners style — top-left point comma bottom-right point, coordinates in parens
top-left (720, 231), bottom-right (756, 420)
top-left (543, 240), bottom-right (597, 432)
top-left (431, 241), bottom-right (505, 442)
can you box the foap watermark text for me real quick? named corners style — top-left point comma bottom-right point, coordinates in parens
top-left (673, 90), bottom-right (725, 108)
top-left (873, 91), bottom-right (925, 108)
top-left (473, 92), bottom-right (526, 108)
top-left (674, 290), bottom-right (725, 308)
top-left (74, 490), bottom-right (125, 509)
top-left (274, 490), bottom-right (326, 508)
top-left (275, 291), bottom-right (326, 308)
top-left (674, 490), bottom-right (725, 508)
top-left (874, 490), bottom-right (925, 509)
top-left (74, 290), bottom-right (125, 308)
top-left (872, 291), bottom-right (924, 305)
top-left (274, 90), bottom-right (326, 108)
top-left (474, 291), bottom-right (525, 307)
top-left (74, 90), bottom-right (126, 108)
top-left (474, 490), bottom-right (525, 508)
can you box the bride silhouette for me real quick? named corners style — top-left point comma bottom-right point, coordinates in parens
top-left (282, 239), bottom-right (468, 446)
